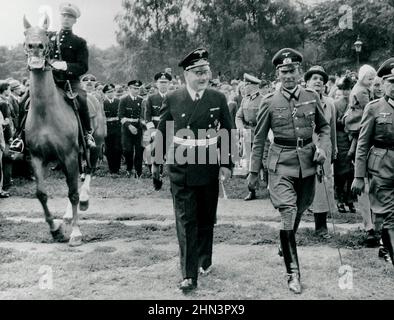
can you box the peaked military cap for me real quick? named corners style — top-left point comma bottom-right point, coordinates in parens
top-left (103, 84), bottom-right (115, 93)
top-left (243, 73), bottom-right (261, 85)
top-left (377, 58), bottom-right (394, 81)
top-left (59, 2), bottom-right (81, 19)
top-left (81, 74), bottom-right (96, 82)
top-left (304, 65), bottom-right (328, 84)
top-left (128, 80), bottom-right (143, 87)
top-left (272, 48), bottom-right (303, 70)
top-left (154, 72), bottom-right (172, 82)
top-left (179, 48), bottom-right (209, 71)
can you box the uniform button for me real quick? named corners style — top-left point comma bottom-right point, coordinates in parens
top-left (296, 127), bottom-right (299, 130)
top-left (208, 125), bottom-right (212, 128)
top-left (211, 115), bottom-right (214, 118)
top-left (182, 113), bottom-right (186, 117)
top-left (187, 126), bottom-right (190, 129)
top-left (295, 117), bottom-right (298, 120)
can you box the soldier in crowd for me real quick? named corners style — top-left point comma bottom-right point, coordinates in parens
top-left (115, 85), bottom-right (125, 99)
top-left (102, 84), bottom-right (122, 174)
top-left (152, 48), bottom-right (235, 292)
top-left (0, 107), bottom-right (8, 198)
top-left (344, 64), bottom-right (377, 246)
top-left (236, 73), bottom-right (264, 200)
top-left (118, 80), bottom-right (145, 178)
top-left (352, 58), bottom-right (394, 266)
top-left (372, 76), bottom-right (384, 100)
top-left (145, 72), bottom-right (172, 174)
top-left (247, 48), bottom-right (330, 294)
top-left (305, 66), bottom-right (337, 238)
top-left (0, 82), bottom-right (15, 192)
top-left (333, 75), bottom-right (357, 214)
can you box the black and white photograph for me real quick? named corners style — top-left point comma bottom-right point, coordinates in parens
top-left (0, 0), bottom-right (393, 305)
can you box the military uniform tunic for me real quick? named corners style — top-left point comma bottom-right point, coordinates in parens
top-left (250, 85), bottom-right (330, 230)
top-left (118, 94), bottom-right (144, 175)
top-left (154, 87), bottom-right (235, 280)
top-left (103, 97), bottom-right (121, 173)
top-left (145, 93), bottom-right (165, 130)
top-left (355, 97), bottom-right (394, 228)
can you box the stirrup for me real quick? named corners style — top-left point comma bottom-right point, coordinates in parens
top-left (9, 138), bottom-right (25, 154)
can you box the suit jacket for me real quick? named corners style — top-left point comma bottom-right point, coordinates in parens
top-left (49, 29), bottom-right (89, 83)
top-left (355, 97), bottom-right (394, 179)
top-left (154, 87), bottom-right (235, 186)
top-left (250, 86), bottom-right (330, 178)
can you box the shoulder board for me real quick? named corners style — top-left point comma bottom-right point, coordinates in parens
top-left (369, 98), bottom-right (380, 105)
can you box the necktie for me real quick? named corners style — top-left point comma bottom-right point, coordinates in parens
top-left (195, 92), bottom-right (200, 102)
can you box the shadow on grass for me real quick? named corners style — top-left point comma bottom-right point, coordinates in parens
top-left (0, 219), bottom-right (368, 249)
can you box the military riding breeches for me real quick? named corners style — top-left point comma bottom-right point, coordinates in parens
top-left (121, 127), bottom-right (143, 175)
top-left (171, 180), bottom-right (219, 280)
top-left (269, 172), bottom-right (316, 230)
top-left (368, 174), bottom-right (394, 230)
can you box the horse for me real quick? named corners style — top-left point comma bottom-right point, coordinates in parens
top-left (23, 15), bottom-right (92, 246)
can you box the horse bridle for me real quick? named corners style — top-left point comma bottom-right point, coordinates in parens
top-left (24, 33), bottom-right (54, 71)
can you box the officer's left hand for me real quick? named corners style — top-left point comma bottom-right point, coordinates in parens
top-left (52, 61), bottom-right (67, 71)
top-left (313, 147), bottom-right (326, 165)
top-left (219, 167), bottom-right (231, 182)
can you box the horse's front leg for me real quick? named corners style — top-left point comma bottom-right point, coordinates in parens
top-left (31, 157), bottom-right (68, 242)
top-left (64, 154), bottom-right (83, 247)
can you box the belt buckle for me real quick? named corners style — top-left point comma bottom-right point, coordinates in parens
top-left (297, 137), bottom-right (304, 148)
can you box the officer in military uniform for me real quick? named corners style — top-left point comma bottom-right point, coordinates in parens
top-left (49, 3), bottom-right (95, 148)
top-left (235, 73), bottom-right (263, 200)
top-left (102, 84), bottom-right (122, 174)
top-left (247, 48), bottom-right (330, 294)
top-left (118, 80), bottom-right (144, 178)
top-left (152, 48), bottom-right (235, 292)
top-left (352, 58), bottom-right (394, 266)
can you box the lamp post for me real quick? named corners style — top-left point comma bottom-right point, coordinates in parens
top-left (354, 35), bottom-right (363, 71)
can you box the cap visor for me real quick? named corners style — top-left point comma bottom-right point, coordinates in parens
top-left (185, 61), bottom-right (210, 71)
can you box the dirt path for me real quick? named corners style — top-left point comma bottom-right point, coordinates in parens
top-left (0, 196), bottom-right (392, 300)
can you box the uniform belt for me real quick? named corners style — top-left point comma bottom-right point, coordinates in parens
top-left (274, 137), bottom-right (312, 148)
top-left (106, 117), bottom-right (118, 122)
top-left (173, 136), bottom-right (218, 147)
top-left (123, 117), bottom-right (140, 123)
top-left (373, 140), bottom-right (394, 150)
top-left (152, 116), bottom-right (160, 121)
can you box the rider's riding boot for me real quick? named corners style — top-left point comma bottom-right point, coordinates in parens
top-left (314, 212), bottom-right (330, 238)
top-left (280, 230), bottom-right (302, 294)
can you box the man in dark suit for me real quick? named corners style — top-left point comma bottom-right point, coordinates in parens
top-left (118, 80), bottom-right (144, 178)
top-left (102, 84), bottom-right (122, 174)
top-left (152, 48), bottom-right (235, 293)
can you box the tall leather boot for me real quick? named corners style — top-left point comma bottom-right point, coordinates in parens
top-left (381, 228), bottom-right (394, 266)
top-left (314, 212), bottom-right (329, 238)
top-left (280, 230), bottom-right (302, 294)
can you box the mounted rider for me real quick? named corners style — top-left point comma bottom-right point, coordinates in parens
top-left (10, 2), bottom-right (95, 153)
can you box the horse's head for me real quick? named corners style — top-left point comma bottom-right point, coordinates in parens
top-left (23, 15), bottom-right (51, 70)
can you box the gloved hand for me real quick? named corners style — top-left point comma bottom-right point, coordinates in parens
top-left (351, 177), bottom-right (365, 196)
top-left (51, 61), bottom-right (67, 71)
top-left (247, 172), bottom-right (259, 191)
top-left (128, 124), bottom-right (138, 135)
top-left (219, 167), bottom-right (231, 182)
top-left (313, 147), bottom-right (326, 165)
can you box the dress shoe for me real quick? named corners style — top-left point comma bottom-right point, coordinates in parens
top-left (337, 203), bottom-right (346, 213)
top-left (199, 266), bottom-right (212, 276)
top-left (347, 203), bottom-right (356, 213)
top-left (244, 190), bottom-right (256, 201)
top-left (0, 191), bottom-right (10, 198)
top-left (278, 245), bottom-right (283, 257)
top-left (179, 278), bottom-right (197, 292)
